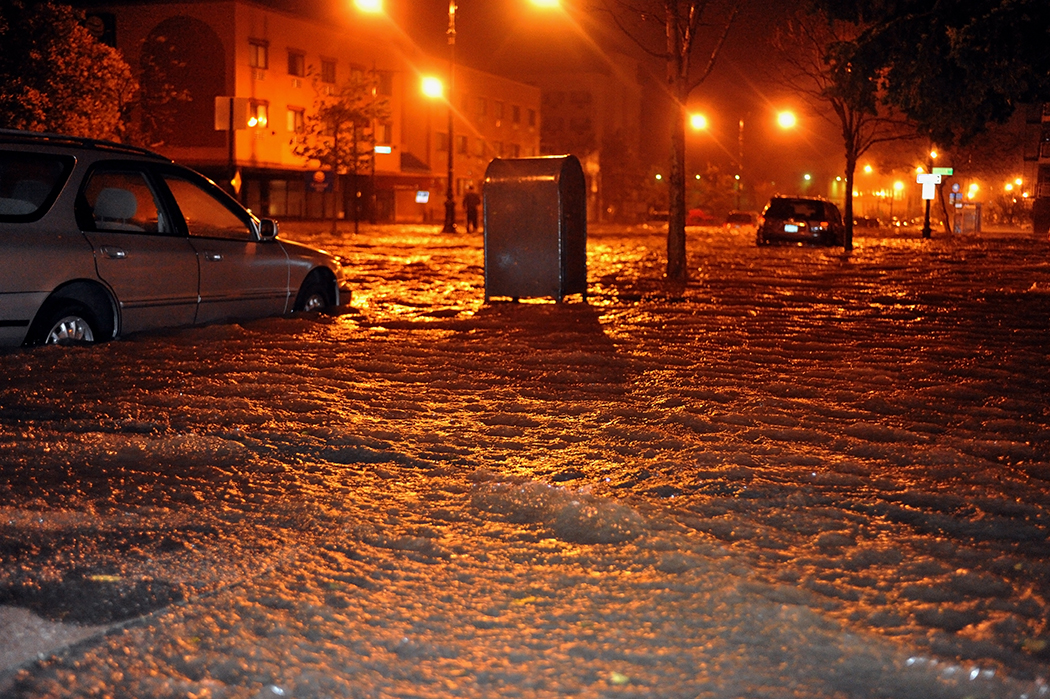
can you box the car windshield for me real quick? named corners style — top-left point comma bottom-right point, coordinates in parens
top-left (766, 199), bottom-right (825, 220)
top-left (0, 151), bottom-right (72, 221)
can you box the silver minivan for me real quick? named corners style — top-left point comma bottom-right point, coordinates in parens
top-left (0, 130), bottom-right (345, 347)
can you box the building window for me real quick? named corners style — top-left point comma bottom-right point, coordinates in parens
top-left (473, 138), bottom-right (485, 157)
top-left (509, 143), bottom-right (520, 158)
top-left (511, 105), bottom-right (521, 124)
top-left (436, 132), bottom-right (449, 152)
top-left (528, 109), bottom-right (536, 127)
top-left (456, 135), bottom-right (468, 155)
top-left (476, 97), bottom-right (487, 117)
top-left (249, 101), bottom-right (268, 128)
top-left (377, 71), bottom-right (393, 96)
top-left (350, 64), bottom-right (366, 82)
top-left (493, 141), bottom-right (503, 157)
top-left (494, 101), bottom-right (504, 120)
top-left (249, 40), bottom-right (268, 69)
top-left (287, 107), bottom-right (304, 133)
top-left (287, 51), bottom-right (305, 77)
top-left (378, 122), bottom-right (392, 145)
top-left (321, 59), bottom-right (337, 84)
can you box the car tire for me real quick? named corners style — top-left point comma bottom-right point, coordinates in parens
top-left (293, 275), bottom-right (333, 312)
top-left (31, 301), bottom-right (102, 346)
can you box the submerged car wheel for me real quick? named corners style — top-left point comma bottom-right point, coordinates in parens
top-left (37, 303), bottom-right (99, 345)
top-left (294, 275), bottom-right (333, 312)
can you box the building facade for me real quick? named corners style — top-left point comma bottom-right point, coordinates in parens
top-left (80, 0), bottom-right (541, 225)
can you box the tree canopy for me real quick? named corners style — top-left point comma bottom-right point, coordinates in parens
top-left (816, 0), bottom-right (1050, 145)
top-left (0, 1), bottom-right (136, 140)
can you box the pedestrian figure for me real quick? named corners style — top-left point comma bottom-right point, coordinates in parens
top-left (463, 185), bottom-right (481, 233)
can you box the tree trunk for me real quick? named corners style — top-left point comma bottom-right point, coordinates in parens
top-left (843, 156), bottom-right (856, 251)
top-left (667, 101), bottom-right (688, 282)
top-left (665, 3), bottom-right (688, 283)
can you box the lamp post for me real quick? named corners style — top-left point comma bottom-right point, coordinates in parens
top-left (442, 0), bottom-right (458, 233)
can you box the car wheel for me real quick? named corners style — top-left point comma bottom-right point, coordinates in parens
top-left (294, 275), bottom-right (332, 312)
top-left (35, 302), bottom-right (100, 345)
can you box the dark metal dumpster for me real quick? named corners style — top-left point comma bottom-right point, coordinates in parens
top-left (483, 155), bottom-right (587, 302)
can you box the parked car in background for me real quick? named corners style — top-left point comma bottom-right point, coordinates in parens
top-left (723, 210), bottom-right (758, 232)
top-left (756, 195), bottom-right (845, 246)
top-left (686, 208), bottom-right (719, 226)
top-left (0, 129), bottom-right (345, 347)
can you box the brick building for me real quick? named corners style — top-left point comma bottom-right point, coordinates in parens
top-left (77, 0), bottom-right (541, 224)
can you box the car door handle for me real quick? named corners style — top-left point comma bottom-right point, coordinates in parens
top-left (203, 251), bottom-right (223, 261)
top-left (100, 246), bottom-right (126, 259)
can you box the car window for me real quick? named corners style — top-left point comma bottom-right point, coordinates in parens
top-left (766, 199), bottom-right (821, 220)
top-left (81, 169), bottom-right (170, 234)
top-left (0, 150), bottom-right (73, 221)
top-left (162, 175), bottom-right (254, 241)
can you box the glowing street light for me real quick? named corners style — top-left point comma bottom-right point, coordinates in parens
top-left (421, 76), bottom-right (443, 99)
top-left (354, 0), bottom-right (383, 11)
top-left (689, 113), bottom-right (708, 130)
top-left (777, 110), bottom-right (797, 129)
top-left (530, 0), bottom-right (559, 6)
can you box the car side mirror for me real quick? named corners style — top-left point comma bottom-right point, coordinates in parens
top-left (258, 218), bottom-right (279, 241)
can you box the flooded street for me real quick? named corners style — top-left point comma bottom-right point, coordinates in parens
top-left (2, 223), bottom-right (1050, 698)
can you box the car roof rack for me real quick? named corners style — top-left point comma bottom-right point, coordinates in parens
top-left (0, 128), bottom-right (169, 161)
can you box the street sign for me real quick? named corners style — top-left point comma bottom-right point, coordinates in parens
top-left (307, 170), bottom-right (333, 193)
top-left (916, 173), bottom-right (941, 200)
top-left (932, 167), bottom-right (954, 176)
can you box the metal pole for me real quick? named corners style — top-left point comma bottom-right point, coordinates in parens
top-left (442, 0), bottom-right (458, 233)
top-left (736, 118), bottom-right (744, 210)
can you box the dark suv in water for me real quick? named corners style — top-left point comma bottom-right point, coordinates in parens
top-left (0, 129), bottom-right (345, 347)
top-left (756, 195), bottom-right (845, 246)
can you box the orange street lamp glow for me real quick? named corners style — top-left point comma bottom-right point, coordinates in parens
top-left (777, 111), bottom-right (797, 129)
top-left (530, 0), bottom-right (560, 6)
top-left (421, 76), bottom-right (443, 99)
top-left (894, 180), bottom-right (904, 192)
top-left (863, 164), bottom-right (873, 174)
top-left (354, 0), bottom-right (382, 11)
top-left (689, 113), bottom-right (708, 130)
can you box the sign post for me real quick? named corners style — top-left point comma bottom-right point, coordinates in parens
top-left (215, 97), bottom-right (249, 196)
top-left (917, 172), bottom-right (942, 239)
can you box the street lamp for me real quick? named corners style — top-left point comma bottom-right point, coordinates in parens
top-left (442, 0), bottom-right (458, 233)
